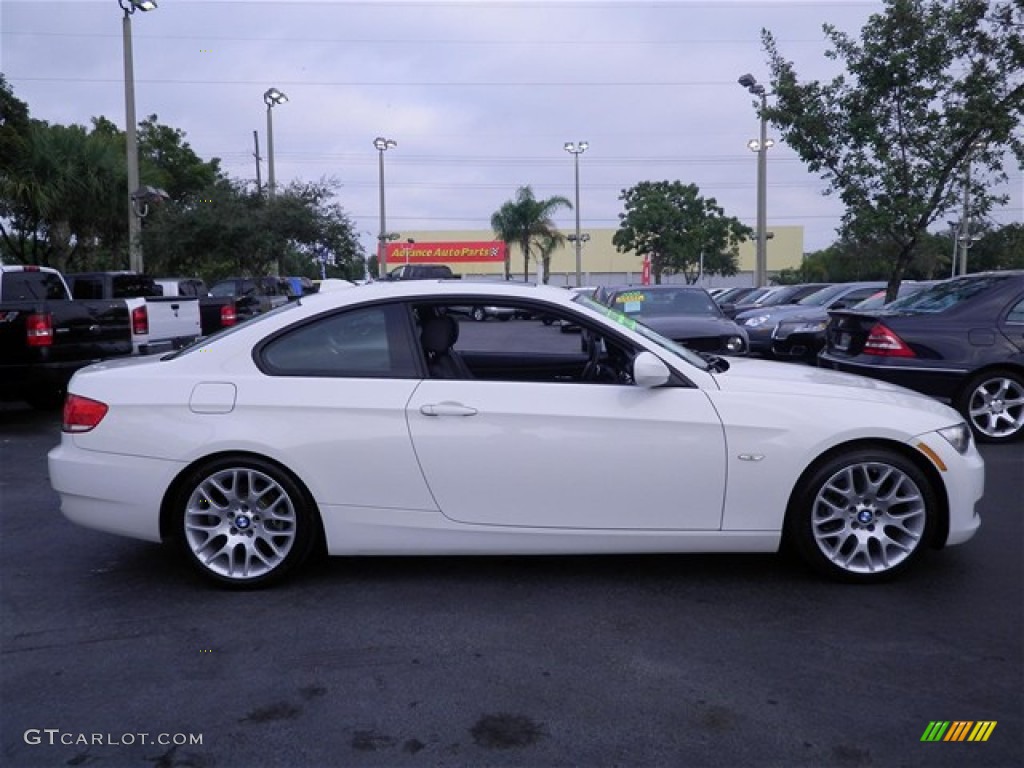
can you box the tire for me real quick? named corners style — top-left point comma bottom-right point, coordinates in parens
top-left (785, 447), bottom-right (935, 583)
top-left (172, 456), bottom-right (318, 587)
top-left (471, 307), bottom-right (486, 322)
top-left (955, 369), bottom-right (1024, 444)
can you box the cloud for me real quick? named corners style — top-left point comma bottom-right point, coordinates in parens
top-left (3, 0), bottom-right (1019, 258)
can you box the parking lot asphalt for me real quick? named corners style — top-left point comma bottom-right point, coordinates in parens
top-left (1, 400), bottom-right (1021, 768)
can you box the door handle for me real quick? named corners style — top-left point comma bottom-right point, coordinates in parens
top-left (419, 402), bottom-right (478, 417)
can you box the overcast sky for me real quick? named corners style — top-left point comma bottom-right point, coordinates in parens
top-left (3, 0), bottom-right (1022, 257)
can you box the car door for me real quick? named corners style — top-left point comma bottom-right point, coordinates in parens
top-left (405, 308), bottom-right (728, 530)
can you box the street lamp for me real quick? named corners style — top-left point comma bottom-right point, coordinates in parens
top-left (263, 87), bottom-right (288, 198)
top-left (404, 238), bottom-right (415, 264)
top-left (564, 141), bottom-right (588, 287)
top-left (738, 73), bottom-right (772, 288)
top-left (374, 137), bottom-right (398, 279)
top-left (130, 185), bottom-right (169, 218)
top-left (119, 0), bottom-right (157, 274)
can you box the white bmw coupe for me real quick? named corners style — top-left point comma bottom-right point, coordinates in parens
top-left (49, 281), bottom-right (983, 587)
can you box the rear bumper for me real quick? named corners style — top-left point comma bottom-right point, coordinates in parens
top-left (48, 439), bottom-right (184, 543)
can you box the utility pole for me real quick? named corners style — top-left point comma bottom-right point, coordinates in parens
top-left (253, 130), bottom-right (262, 193)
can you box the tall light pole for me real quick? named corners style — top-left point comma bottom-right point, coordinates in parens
top-left (564, 141), bottom-right (588, 287)
top-left (119, 0), bottom-right (157, 274)
top-left (263, 88), bottom-right (288, 198)
top-left (738, 73), bottom-right (773, 288)
top-left (374, 137), bottom-right (397, 279)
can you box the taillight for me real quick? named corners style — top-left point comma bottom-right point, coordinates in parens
top-left (26, 312), bottom-right (54, 347)
top-left (131, 304), bottom-right (149, 336)
top-left (220, 304), bottom-right (237, 327)
top-left (62, 394), bottom-right (109, 433)
top-left (863, 323), bottom-right (915, 357)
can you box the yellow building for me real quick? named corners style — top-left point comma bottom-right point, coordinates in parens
top-left (388, 226), bottom-right (804, 287)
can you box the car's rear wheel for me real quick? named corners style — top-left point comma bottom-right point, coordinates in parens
top-left (174, 456), bottom-right (318, 587)
top-left (787, 448), bottom-right (935, 582)
top-left (471, 307), bottom-right (486, 321)
top-left (956, 369), bottom-right (1024, 443)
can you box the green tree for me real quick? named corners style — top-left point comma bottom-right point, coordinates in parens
top-left (761, 0), bottom-right (1024, 300)
top-left (490, 186), bottom-right (572, 282)
top-left (140, 178), bottom-right (364, 284)
top-left (964, 222), bottom-right (1024, 272)
top-left (0, 118), bottom-right (123, 270)
top-left (613, 181), bottom-right (749, 284)
top-left (137, 114), bottom-right (223, 200)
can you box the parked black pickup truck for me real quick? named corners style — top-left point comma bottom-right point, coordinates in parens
top-left (208, 276), bottom-right (296, 322)
top-left (66, 271), bottom-right (202, 354)
top-left (0, 265), bottom-right (132, 408)
top-left (153, 277), bottom-right (238, 336)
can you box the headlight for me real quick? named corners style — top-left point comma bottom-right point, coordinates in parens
top-left (724, 336), bottom-right (745, 353)
top-left (743, 315), bottom-right (770, 328)
top-left (937, 423), bottom-right (972, 454)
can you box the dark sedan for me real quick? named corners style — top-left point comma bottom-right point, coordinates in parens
top-left (601, 285), bottom-right (748, 355)
top-left (819, 271), bottom-right (1024, 443)
top-left (771, 281), bottom-right (929, 362)
top-left (737, 282), bottom-right (886, 357)
top-left (721, 282), bottom-right (831, 319)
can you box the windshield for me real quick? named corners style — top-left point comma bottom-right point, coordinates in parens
top-left (607, 288), bottom-right (721, 317)
top-left (796, 284), bottom-right (852, 307)
top-left (575, 295), bottom-right (711, 370)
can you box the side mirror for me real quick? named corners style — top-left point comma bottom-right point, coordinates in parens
top-left (632, 351), bottom-right (671, 388)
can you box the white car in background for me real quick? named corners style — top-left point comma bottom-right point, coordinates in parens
top-left (49, 281), bottom-right (983, 587)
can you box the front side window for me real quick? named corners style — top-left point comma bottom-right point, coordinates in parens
top-left (259, 303), bottom-right (417, 378)
top-left (412, 299), bottom-right (649, 385)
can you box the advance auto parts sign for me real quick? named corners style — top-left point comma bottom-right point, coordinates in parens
top-left (385, 241), bottom-right (506, 264)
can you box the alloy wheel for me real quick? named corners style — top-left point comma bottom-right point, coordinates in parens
top-left (809, 460), bottom-right (927, 576)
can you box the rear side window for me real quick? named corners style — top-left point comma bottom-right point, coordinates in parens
top-left (1007, 298), bottom-right (1024, 325)
top-left (887, 275), bottom-right (1011, 314)
top-left (209, 281), bottom-right (237, 297)
top-left (1, 271), bottom-right (68, 300)
top-left (259, 304), bottom-right (418, 378)
top-left (111, 275), bottom-right (162, 298)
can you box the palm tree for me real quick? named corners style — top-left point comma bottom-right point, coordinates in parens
top-left (490, 186), bottom-right (571, 282)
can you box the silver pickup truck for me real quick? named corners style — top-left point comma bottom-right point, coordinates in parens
top-left (66, 271), bottom-right (202, 355)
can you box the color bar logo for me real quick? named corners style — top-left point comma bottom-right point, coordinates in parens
top-left (921, 721), bottom-right (997, 742)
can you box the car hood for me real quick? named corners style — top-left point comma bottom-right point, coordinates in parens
top-left (710, 357), bottom-right (957, 416)
top-left (735, 304), bottom-right (807, 322)
top-left (638, 315), bottom-right (742, 336)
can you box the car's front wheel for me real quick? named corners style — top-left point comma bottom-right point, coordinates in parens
top-left (173, 456), bottom-right (318, 587)
top-left (786, 448), bottom-right (935, 582)
top-left (956, 369), bottom-right (1024, 443)
top-left (471, 307), bottom-right (486, 321)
